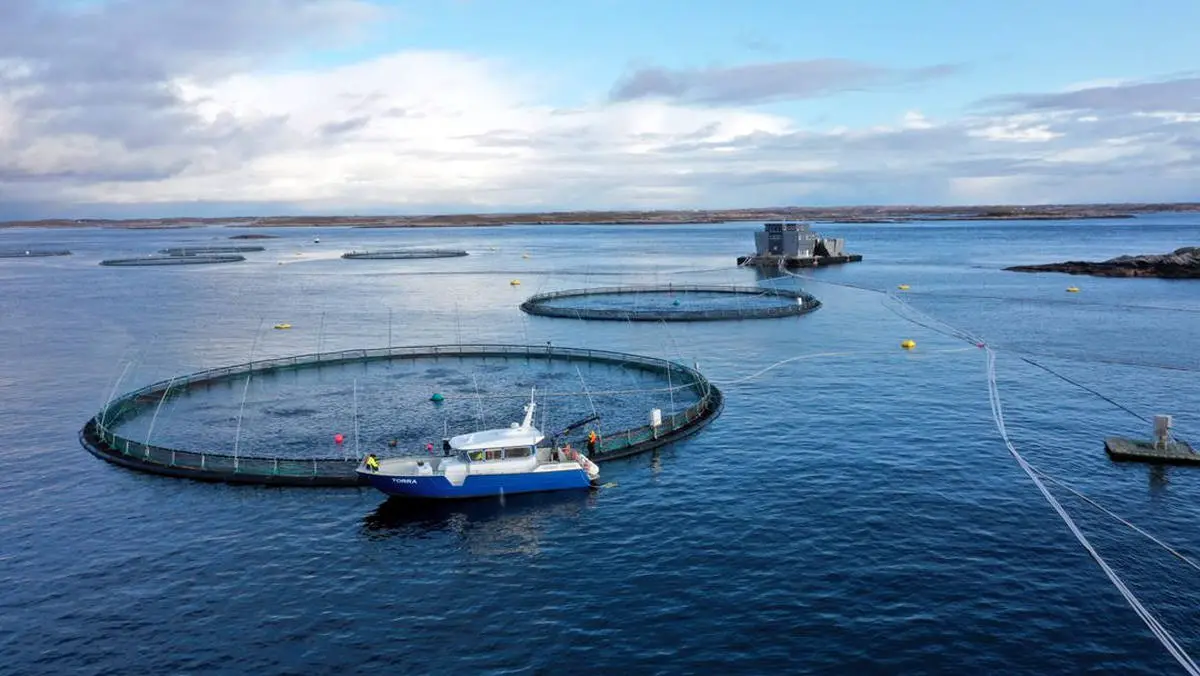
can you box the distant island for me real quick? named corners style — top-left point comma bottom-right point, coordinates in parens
top-left (1006, 247), bottom-right (1200, 278)
top-left (3, 202), bottom-right (1199, 230)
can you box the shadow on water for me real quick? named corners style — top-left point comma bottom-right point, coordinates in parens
top-left (360, 490), bottom-right (593, 541)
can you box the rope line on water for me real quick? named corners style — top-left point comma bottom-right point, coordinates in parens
top-left (986, 347), bottom-right (1200, 676)
top-left (778, 264), bottom-right (1200, 673)
top-left (1033, 469), bottom-right (1200, 575)
top-left (1020, 356), bottom-right (1152, 423)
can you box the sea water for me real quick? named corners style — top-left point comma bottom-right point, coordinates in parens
top-left (1, 215), bottom-right (1198, 673)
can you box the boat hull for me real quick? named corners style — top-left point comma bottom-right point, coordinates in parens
top-left (359, 468), bottom-right (592, 499)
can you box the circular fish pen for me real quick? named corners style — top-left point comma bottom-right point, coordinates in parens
top-left (99, 254), bottom-right (246, 266)
top-left (0, 249), bottom-right (72, 258)
top-left (79, 344), bottom-right (722, 487)
top-left (159, 246), bottom-right (266, 255)
top-left (341, 249), bottom-right (469, 259)
top-left (521, 284), bottom-right (821, 322)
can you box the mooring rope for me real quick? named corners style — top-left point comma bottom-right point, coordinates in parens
top-left (986, 347), bottom-right (1200, 676)
top-left (1020, 356), bottom-right (1152, 423)
top-left (777, 265), bottom-right (1200, 673)
top-left (1033, 469), bottom-right (1200, 575)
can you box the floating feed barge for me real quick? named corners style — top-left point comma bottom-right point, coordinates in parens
top-left (737, 222), bottom-right (863, 268)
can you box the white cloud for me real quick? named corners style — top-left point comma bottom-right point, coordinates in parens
top-left (55, 51), bottom-right (800, 208)
top-left (2, 1), bottom-right (1200, 215)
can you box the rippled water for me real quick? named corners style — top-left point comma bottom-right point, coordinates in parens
top-left (2, 216), bottom-right (1199, 674)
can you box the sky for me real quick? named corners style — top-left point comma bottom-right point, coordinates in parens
top-left (1, 0), bottom-right (1199, 218)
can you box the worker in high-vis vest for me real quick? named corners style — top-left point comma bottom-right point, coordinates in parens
top-left (587, 430), bottom-right (598, 456)
top-left (365, 454), bottom-right (380, 472)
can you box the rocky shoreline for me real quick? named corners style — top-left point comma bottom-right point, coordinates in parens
top-left (1006, 247), bottom-right (1200, 278)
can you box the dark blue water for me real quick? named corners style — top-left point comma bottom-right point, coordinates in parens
top-left (2, 216), bottom-right (1198, 674)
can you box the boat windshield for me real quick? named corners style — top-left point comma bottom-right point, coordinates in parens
top-left (466, 446), bottom-right (534, 461)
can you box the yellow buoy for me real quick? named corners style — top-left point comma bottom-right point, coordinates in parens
top-left (900, 339), bottom-right (916, 350)
top-left (897, 284), bottom-right (910, 291)
top-left (1066, 286), bottom-right (1080, 293)
top-left (510, 279), bottom-right (521, 286)
top-left (273, 323), bottom-right (292, 330)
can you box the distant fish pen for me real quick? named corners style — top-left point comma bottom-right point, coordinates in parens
top-left (520, 284), bottom-right (821, 322)
top-left (79, 344), bottom-right (722, 487)
top-left (99, 254), bottom-right (246, 266)
top-left (0, 249), bottom-right (72, 258)
top-left (158, 246), bottom-right (266, 255)
top-left (341, 249), bottom-right (469, 259)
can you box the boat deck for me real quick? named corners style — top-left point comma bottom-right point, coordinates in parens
top-left (1105, 437), bottom-right (1200, 465)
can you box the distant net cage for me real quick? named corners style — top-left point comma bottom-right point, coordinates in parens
top-left (159, 246), bottom-right (266, 255)
top-left (99, 254), bottom-right (246, 266)
top-left (341, 249), bottom-right (469, 259)
top-left (521, 284), bottom-right (821, 322)
top-left (0, 249), bottom-right (72, 258)
top-left (79, 343), bottom-right (722, 487)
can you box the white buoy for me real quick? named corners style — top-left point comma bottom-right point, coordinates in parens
top-left (650, 408), bottom-right (662, 427)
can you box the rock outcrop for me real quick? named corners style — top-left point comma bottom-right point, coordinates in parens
top-left (1006, 247), bottom-right (1200, 278)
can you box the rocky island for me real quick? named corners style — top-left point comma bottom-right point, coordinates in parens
top-left (1006, 247), bottom-right (1200, 278)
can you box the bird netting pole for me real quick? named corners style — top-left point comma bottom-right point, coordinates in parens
top-left (352, 377), bottom-right (360, 461)
top-left (100, 360), bottom-right (133, 427)
top-left (233, 319), bottom-right (265, 469)
top-left (144, 376), bottom-right (176, 449)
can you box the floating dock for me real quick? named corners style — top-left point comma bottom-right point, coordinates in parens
top-left (737, 222), bottom-right (862, 268)
top-left (1104, 437), bottom-right (1200, 465)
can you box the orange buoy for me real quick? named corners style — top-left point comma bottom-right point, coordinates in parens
top-left (334, 433), bottom-right (345, 444)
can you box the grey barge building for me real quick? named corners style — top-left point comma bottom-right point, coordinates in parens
top-left (737, 222), bottom-right (862, 268)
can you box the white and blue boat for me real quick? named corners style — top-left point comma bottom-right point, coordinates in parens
top-left (358, 390), bottom-right (600, 499)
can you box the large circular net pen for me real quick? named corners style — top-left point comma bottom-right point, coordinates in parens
top-left (0, 249), bottom-right (72, 258)
top-left (159, 246), bottom-right (266, 255)
top-left (99, 255), bottom-right (246, 266)
top-left (341, 249), bottom-right (469, 259)
top-left (520, 284), bottom-right (821, 322)
top-left (79, 344), bottom-right (722, 487)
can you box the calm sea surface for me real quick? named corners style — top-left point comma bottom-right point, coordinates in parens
top-left (1, 216), bottom-right (1198, 674)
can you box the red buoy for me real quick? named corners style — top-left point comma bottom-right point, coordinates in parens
top-left (334, 433), bottom-right (345, 444)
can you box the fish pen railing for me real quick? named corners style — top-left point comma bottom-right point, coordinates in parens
top-left (520, 284), bottom-right (821, 322)
top-left (82, 344), bottom-right (722, 486)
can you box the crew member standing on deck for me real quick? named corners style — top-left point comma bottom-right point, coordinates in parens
top-left (587, 430), bottom-right (598, 457)
top-left (365, 454), bottom-right (380, 472)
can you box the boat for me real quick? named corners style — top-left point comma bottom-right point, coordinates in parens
top-left (357, 389), bottom-right (600, 499)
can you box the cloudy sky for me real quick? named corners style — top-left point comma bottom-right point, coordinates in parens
top-left (2, 0), bottom-right (1199, 218)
